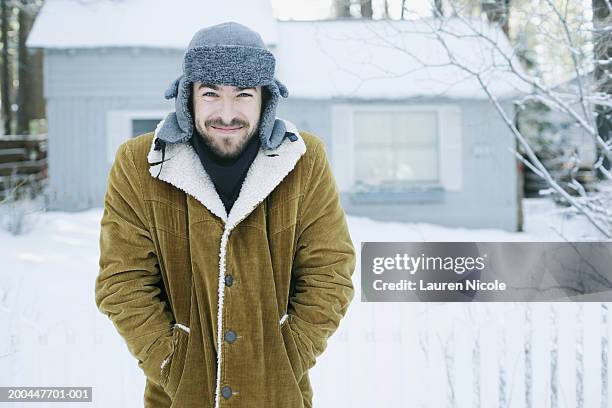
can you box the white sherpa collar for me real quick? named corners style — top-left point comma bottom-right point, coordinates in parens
top-left (147, 118), bottom-right (306, 229)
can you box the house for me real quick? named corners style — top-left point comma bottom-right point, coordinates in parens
top-left (27, 0), bottom-right (527, 231)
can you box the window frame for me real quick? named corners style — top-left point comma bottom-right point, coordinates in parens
top-left (331, 103), bottom-right (463, 200)
top-left (106, 110), bottom-right (169, 165)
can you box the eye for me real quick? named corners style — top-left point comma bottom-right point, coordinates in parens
top-left (238, 93), bottom-right (253, 97)
top-left (202, 91), bottom-right (217, 97)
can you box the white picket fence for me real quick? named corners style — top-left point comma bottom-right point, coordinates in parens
top-left (315, 299), bottom-right (611, 408)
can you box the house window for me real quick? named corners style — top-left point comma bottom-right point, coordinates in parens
top-left (331, 104), bottom-right (462, 203)
top-left (132, 119), bottom-right (162, 138)
top-left (106, 110), bottom-right (169, 165)
top-left (353, 111), bottom-right (439, 187)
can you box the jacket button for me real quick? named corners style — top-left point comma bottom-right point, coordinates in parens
top-left (225, 275), bottom-right (233, 287)
top-left (221, 385), bottom-right (232, 399)
top-left (224, 330), bottom-right (237, 343)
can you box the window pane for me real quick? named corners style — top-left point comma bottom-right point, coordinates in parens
top-left (354, 112), bottom-right (393, 147)
top-left (132, 119), bottom-right (162, 138)
top-left (395, 147), bottom-right (438, 182)
top-left (355, 147), bottom-right (395, 185)
top-left (392, 112), bottom-right (438, 148)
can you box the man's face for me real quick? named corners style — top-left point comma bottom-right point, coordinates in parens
top-left (191, 82), bottom-right (263, 160)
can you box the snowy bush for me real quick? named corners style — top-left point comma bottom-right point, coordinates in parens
top-left (0, 168), bottom-right (46, 236)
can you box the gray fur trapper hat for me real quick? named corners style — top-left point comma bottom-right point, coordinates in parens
top-left (156, 21), bottom-right (291, 150)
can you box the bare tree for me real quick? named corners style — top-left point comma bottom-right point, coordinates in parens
top-left (333, 0), bottom-right (351, 18)
top-left (322, 0), bottom-right (612, 239)
top-left (1, 0), bottom-right (11, 135)
top-left (0, 1), bottom-right (46, 136)
top-left (433, 0), bottom-right (444, 18)
top-left (17, 2), bottom-right (32, 134)
top-left (482, 0), bottom-right (510, 35)
top-left (592, 0), bottom-right (612, 172)
top-left (17, 2), bottom-right (31, 134)
top-left (332, 0), bottom-right (373, 19)
top-left (361, 0), bottom-right (373, 18)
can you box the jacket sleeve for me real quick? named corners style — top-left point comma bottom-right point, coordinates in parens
top-left (95, 142), bottom-right (174, 386)
top-left (282, 140), bottom-right (356, 383)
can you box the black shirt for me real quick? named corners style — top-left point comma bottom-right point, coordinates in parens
top-left (190, 132), bottom-right (260, 214)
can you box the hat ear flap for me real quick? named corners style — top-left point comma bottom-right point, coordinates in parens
top-left (274, 78), bottom-right (289, 98)
top-left (164, 75), bottom-right (183, 99)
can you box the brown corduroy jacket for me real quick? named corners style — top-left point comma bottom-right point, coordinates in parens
top-left (95, 119), bottom-right (356, 408)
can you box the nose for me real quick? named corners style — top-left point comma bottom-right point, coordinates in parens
top-left (218, 98), bottom-right (239, 125)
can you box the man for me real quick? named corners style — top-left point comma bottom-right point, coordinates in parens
top-left (95, 21), bottom-right (356, 408)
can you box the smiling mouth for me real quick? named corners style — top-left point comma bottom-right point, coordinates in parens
top-left (211, 125), bottom-right (243, 133)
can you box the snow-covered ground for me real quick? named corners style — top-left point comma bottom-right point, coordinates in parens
top-left (0, 198), bottom-right (607, 407)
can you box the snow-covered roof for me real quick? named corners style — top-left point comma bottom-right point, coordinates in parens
top-left (274, 19), bottom-right (530, 100)
top-left (26, 0), bottom-right (278, 48)
top-left (28, 2), bottom-right (528, 100)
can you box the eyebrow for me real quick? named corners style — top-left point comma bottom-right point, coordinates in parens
top-left (197, 84), bottom-right (256, 92)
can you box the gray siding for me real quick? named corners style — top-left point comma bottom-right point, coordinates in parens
top-left (44, 48), bottom-right (183, 210)
top-left (278, 98), bottom-right (519, 231)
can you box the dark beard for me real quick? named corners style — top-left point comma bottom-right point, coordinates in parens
top-left (194, 122), bottom-right (259, 160)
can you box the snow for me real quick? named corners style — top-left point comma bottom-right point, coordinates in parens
top-left (26, 0), bottom-right (279, 49)
top-left (0, 197), bottom-right (606, 407)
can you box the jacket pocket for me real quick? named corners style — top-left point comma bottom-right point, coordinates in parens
top-left (267, 195), bottom-right (300, 236)
top-left (279, 315), bottom-right (305, 385)
top-left (160, 323), bottom-right (190, 399)
top-left (147, 199), bottom-right (188, 240)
